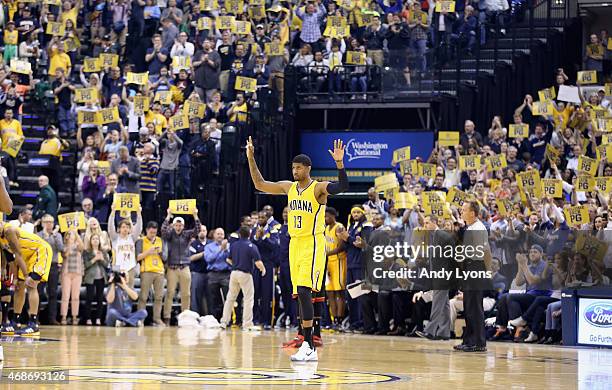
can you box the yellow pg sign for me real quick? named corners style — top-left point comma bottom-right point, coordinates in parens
top-left (113, 193), bottom-right (141, 211)
top-left (169, 199), bottom-right (196, 215)
top-left (58, 212), bottom-right (86, 232)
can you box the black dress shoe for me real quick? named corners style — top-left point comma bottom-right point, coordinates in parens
top-left (415, 330), bottom-right (435, 340)
top-left (374, 330), bottom-right (388, 335)
top-left (462, 345), bottom-right (487, 352)
top-left (387, 327), bottom-right (405, 336)
top-left (434, 335), bottom-right (450, 341)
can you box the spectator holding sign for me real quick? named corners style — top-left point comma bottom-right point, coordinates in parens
top-left (0, 108), bottom-right (23, 187)
top-left (108, 204), bottom-right (143, 287)
top-left (161, 207), bottom-right (201, 325)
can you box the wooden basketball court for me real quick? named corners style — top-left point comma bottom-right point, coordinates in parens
top-left (1, 326), bottom-right (609, 389)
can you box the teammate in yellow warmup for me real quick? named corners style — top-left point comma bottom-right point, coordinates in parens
top-left (246, 137), bottom-right (348, 362)
top-left (0, 174), bottom-right (12, 361)
top-left (0, 222), bottom-right (52, 336)
top-left (324, 207), bottom-right (347, 330)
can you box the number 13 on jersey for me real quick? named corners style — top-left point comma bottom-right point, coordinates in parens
top-left (293, 215), bottom-right (302, 229)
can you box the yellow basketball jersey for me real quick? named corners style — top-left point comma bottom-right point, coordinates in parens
top-left (1, 227), bottom-right (48, 258)
top-left (287, 180), bottom-right (325, 238)
top-left (325, 223), bottom-right (347, 263)
top-left (15, 229), bottom-right (49, 259)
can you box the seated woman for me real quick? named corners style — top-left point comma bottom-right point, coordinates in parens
top-left (541, 300), bottom-right (562, 344)
top-left (349, 46), bottom-right (372, 100)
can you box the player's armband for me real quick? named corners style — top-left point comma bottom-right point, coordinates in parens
top-left (327, 168), bottom-right (348, 195)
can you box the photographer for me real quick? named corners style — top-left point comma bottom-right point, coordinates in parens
top-left (105, 271), bottom-right (147, 327)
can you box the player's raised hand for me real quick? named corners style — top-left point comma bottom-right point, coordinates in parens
top-left (246, 136), bottom-right (255, 159)
top-left (328, 139), bottom-right (345, 162)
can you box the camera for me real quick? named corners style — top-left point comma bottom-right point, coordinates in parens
top-left (111, 271), bottom-right (125, 283)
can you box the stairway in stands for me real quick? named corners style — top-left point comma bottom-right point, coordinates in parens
top-left (12, 105), bottom-right (76, 216)
top-left (431, 25), bottom-right (564, 94)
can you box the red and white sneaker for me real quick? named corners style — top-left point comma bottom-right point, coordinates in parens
top-left (313, 335), bottom-right (323, 348)
top-left (282, 334), bottom-right (304, 348)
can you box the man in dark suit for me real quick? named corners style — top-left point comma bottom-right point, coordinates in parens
top-left (416, 215), bottom-right (456, 340)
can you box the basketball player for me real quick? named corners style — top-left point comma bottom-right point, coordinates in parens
top-left (0, 222), bottom-right (53, 336)
top-left (0, 175), bottom-right (13, 215)
top-left (324, 208), bottom-right (347, 331)
top-left (246, 137), bottom-right (348, 361)
top-left (0, 174), bottom-right (13, 360)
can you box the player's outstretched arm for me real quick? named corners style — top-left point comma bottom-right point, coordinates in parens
top-left (246, 136), bottom-right (291, 194)
top-left (319, 139), bottom-right (348, 196)
top-left (0, 176), bottom-right (13, 214)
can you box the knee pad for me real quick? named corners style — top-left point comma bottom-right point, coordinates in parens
top-left (297, 286), bottom-right (314, 321)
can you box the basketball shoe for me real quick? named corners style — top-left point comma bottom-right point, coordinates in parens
top-left (16, 321), bottom-right (39, 337)
top-left (1, 322), bottom-right (15, 336)
top-left (290, 341), bottom-right (318, 362)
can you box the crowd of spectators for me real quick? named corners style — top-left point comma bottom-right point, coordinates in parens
top-left (0, 0), bottom-right (609, 346)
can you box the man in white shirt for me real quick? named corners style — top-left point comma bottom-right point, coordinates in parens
top-left (8, 206), bottom-right (35, 233)
top-left (454, 200), bottom-right (492, 352)
top-left (170, 32), bottom-right (195, 64)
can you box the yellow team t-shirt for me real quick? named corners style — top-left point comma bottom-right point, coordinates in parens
top-left (39, 138), bottom-right (63, 159)
top-left (49, 50), bottom-right (72, 76)
top-left (0, 119), bottom-right (23, 150)
top-left (145, 112), bottom-right (168, 135)
top-left (229, 103), bottom-right (248, 122)
top-left (4, 30), bottom-right (18, 45)
top-left (140, 236), bottom-right (164, 274)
